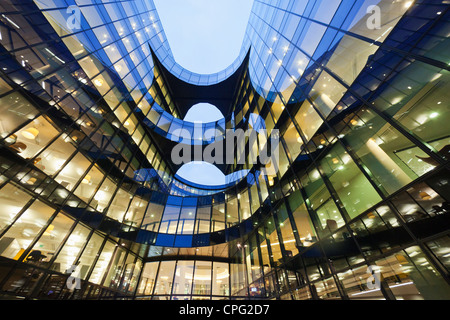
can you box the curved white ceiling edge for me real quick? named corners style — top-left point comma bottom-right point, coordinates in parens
top-left (151, 0), bottom-right (254, 86)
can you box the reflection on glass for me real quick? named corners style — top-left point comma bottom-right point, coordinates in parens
top-left (154, 261), bottom-right (176, 297)
top-left (172, 261), bottom-right (194, 296)
top-left (192, 261), bottom-right (212, 296)
top-left (0, 183), bottom-right (33, 233)
top-left (26, 212), bottom-right (74, 266)
top-left (0, 199), bottom-right (55, 261)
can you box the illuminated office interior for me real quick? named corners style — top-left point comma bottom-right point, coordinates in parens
top-left (0, 0), bottom-right (449, 300)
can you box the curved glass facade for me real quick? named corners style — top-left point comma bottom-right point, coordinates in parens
top-left (0, 0), bottom-right (449, 301)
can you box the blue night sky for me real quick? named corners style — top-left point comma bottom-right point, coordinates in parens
top-left (154, 0), bottom-right (253, 75)
top-left (153, 0), bottom-right (253, 185)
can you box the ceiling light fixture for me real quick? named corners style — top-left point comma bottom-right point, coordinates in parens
top-left (419, 191), bottom-right (431, 200)
top-left (82, 174), bottom-right (91, 184)
top-left (429, 112), bottom-right (439, 119)
top-left (22, 127), bottom-right (39, 140)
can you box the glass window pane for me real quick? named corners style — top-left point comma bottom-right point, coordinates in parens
top-left (0, 183), bottom-right (33, 232)
top-left (289, 191), bottom-right (317, 247)
top-left (341, 108), bottom-right (415, 194)
top-left (426, 236), bottom-right (450, 273)
top-left (211, 204), bottom-right (225, 232)
top-left (0, 199), bottom-right (55, 260)
top-left (339, 265), bottom-right (385, 300)
top-left (172, 260), bottom-right (194, 296)
top-left (310, 70), bottom-right (346, 117)
top-left (267, 217), bottom-right (282, 265)
top-left (295, 101), bottom-right (324, 142)
top-left (103, 247), bottom-right (127, 288)
top-left (26, 212), bottom-right (75, 266)
top-left (376, 247), bottom-right (450, 300)
top-left (321, 144), bottom-right (383, 219)
top-left (154, 260), bottom-right (176, 296)
top-left (226, 198), bottom-right (238, 227)
top-left (36, 133), bottom-right (77, 176)
top-left (283, 121), bottom-right (303, 161)
top-left (73, 165), bottom-right (104, 203)
top-left (77, 232), bottom-right (103, 280)
top-left (160, 205), bottom-right (180, 234)
top-left (52, 222), bottom-right (91, 274)
top-left (89, 240), bottom-right (116, 285)
top-left (325, 34), bottom-right (378, 85)
top-left (239, 191), bottom-right (251, 221)
top-left (92, 177), bottom-right (116, 213)
top-left (11, 116), bottom-right (59, 160)
top-left (138, 262), bottom-right (159, 295)
top-left (54, 152), bottom-right (92, 191)
top-left (107, 188), bottom-right (131, 221)
top-left (142, 202), bottom-right (164, 232)
top-left (0, 93), bottom-right (38, 139)
top-left (192, 261), bottom-right (212, 296)
top-left (314, 277), bottom-right (340, 300)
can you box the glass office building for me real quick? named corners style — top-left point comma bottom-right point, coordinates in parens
top-left (0, 0), bottom-right (449, 300)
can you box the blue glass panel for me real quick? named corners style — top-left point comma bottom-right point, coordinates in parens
top-left (174, 235), bottom-right (193, 248)
top-left (166, 195), bottom-right (183, 206)
top-left (155, 234), bottom-right (175, 247)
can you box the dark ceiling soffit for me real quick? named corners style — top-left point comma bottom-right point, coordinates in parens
top-left (149, 44), bottom-right (251, 119)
